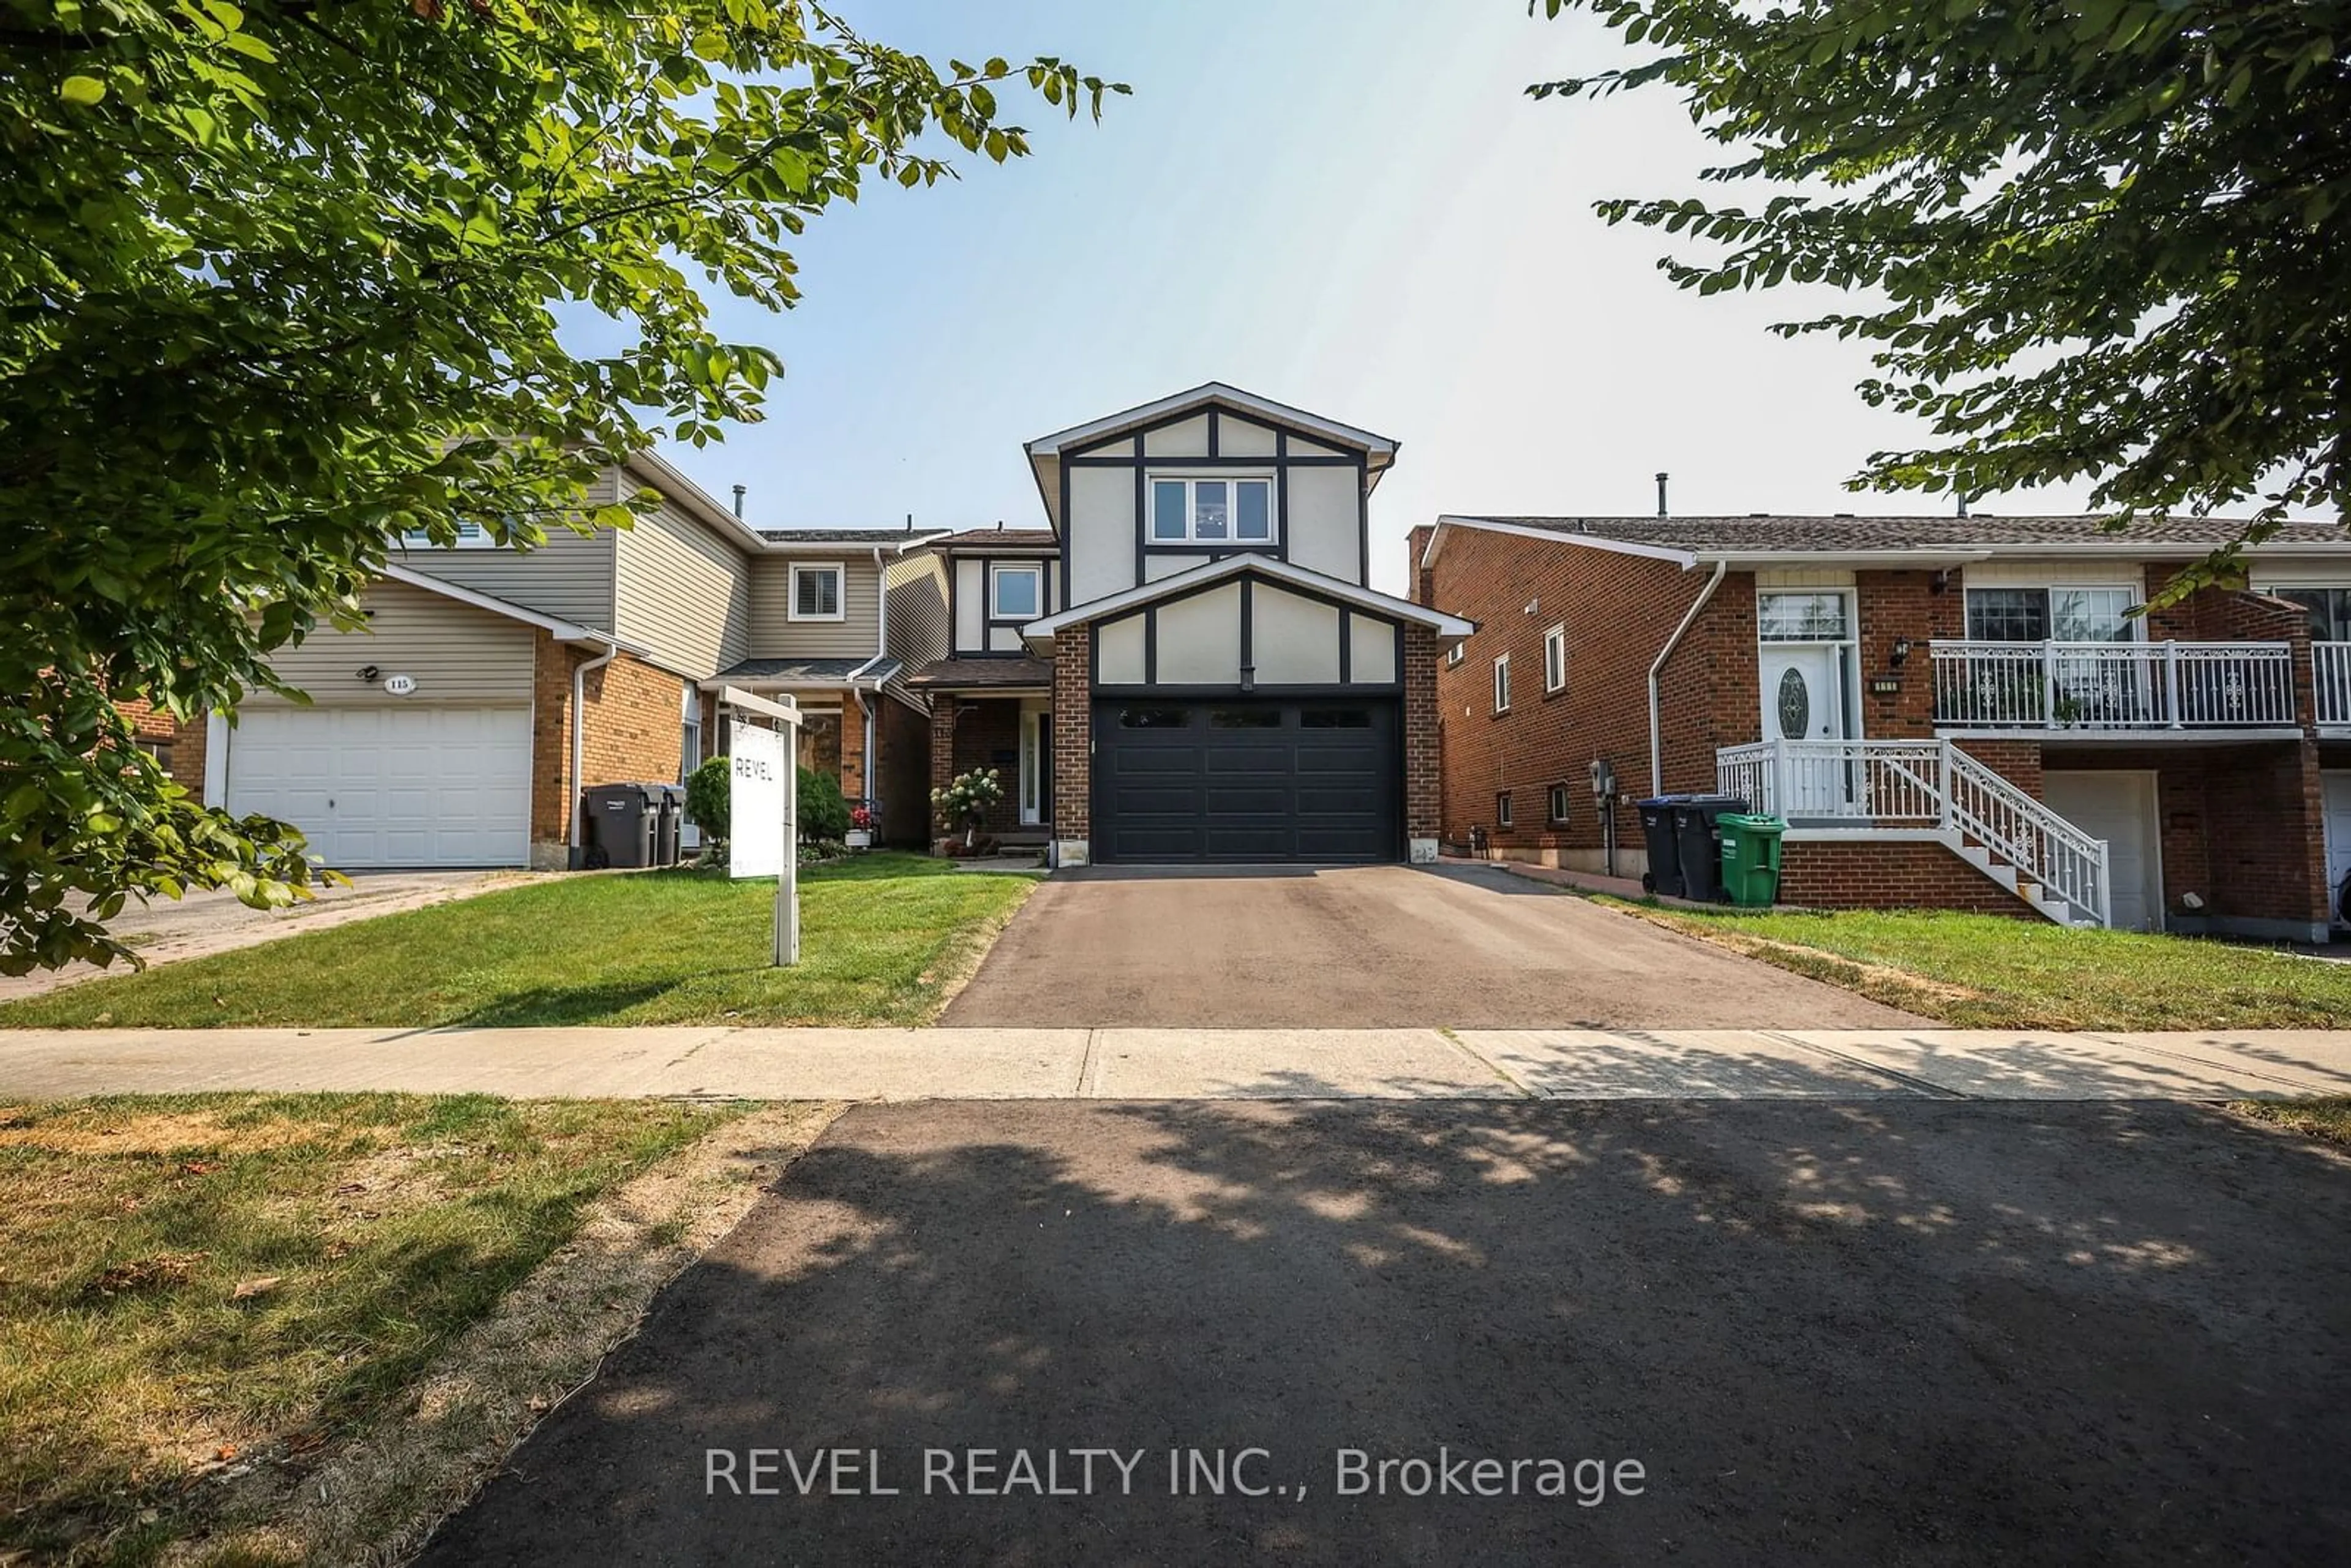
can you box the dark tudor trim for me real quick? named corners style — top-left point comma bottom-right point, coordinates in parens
top-left (953, 555), bottom-right (1057, 656)
top-left (1060, 402), bottom-right (1381, 587)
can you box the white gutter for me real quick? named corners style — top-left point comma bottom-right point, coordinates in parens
top-left (569, 637), bottom-right (619, 850)
top-left (1647, 561), bottom-right (1727, 797)
top-left (864, 544), bottom-right (887, 805)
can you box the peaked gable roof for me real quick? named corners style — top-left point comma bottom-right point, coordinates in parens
top-left (1021, 552), bottom-right (1472, 646)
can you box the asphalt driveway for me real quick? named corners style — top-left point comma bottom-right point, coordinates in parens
top-left (418, 1100), bottom-right (2351, 1566)
top-left (942, 863), bottom-right (1918, 1028)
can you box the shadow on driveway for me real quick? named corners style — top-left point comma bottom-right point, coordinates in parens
top-left (418, 1100), bottom-right (2351, 1566)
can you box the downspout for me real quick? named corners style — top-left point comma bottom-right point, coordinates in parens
top-left (569, 637), bottom-right (619, 855)
top-left (864, 544), bottom-right (887, 806)
top-left (1647, 561), bottom-right (1727, 797)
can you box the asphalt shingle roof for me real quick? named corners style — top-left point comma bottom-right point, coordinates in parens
top-left (902, 657), bottom-right (1055, 690)
top-left (1451, 514), bottom-right (2349, 555)
top-left (927, 528), bottom-right (1060, 550)
top-left (756, 528), bottom-right (946, 547)
top-left (715, 657), bottom-right (890, 683)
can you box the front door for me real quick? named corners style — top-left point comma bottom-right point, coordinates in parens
top-left (2323, 771), bottom-right (2351, 928)
top-left (1018, 707), bottom-right (1044, 826)
top-left (1759, 643), bottom-right (1850, 815)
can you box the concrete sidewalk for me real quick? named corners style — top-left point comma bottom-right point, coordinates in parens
top-left (4, 1024), bottom-right (2349, 1101)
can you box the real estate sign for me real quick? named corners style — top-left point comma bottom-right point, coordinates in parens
top-left (722, 686), bottom-right (803, 967)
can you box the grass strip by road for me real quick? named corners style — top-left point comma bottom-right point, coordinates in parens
top-left (1600, 899), bottom-right (2351, 1030)
top-left (0, 853), bottom-right (1037, 1029)
top-left (0, 1091), bottom-right (752, 1566)
top-left (2230, 1098), bottom-right (2351, 1147)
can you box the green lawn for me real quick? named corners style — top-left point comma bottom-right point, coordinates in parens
top-left (0, 853), bottom-right (1037, 1029)
top-left (1606, 900), bottom-right (2351, 1030)
top-left (0, 1092), bottom-right (740, 1566)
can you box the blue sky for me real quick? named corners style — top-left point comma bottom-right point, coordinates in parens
top-left (655, 0), bottom-right (2110, 593)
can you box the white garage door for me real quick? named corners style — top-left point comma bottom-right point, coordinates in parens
top-left (227, 705), bottom-right (531, 868)
top-left (2042, 771), bottom-right (2161, 932)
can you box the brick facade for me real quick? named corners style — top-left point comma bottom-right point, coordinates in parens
top-left (1402, 625), bottom-right (1442, 853)
top-left (929, 696), bottom-right (1028, 839)
top-left (113, 696), bottom-right (208, 792)
top-left (1052, 626), bottom-right (1091, 859)
top-left (1425, 521), bottom-right (2341, 936)
top-left (530, 636), bottom-right (688, 868)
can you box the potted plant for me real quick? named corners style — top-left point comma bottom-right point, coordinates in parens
top-left (930, 768), bottom-right (1005, 853)
top-left (845, 804), bottom-right (875, 850)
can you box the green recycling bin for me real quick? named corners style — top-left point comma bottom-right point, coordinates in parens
top-left (1718, 814), bottom-right (1786, 908)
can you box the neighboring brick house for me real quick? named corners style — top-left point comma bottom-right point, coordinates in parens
top-left (901, 383), bottom-right (1472, 865)
top-left (1416, 512), bottom-right (2351, 940)
top-left (140, 451), bottom-right (948, 869)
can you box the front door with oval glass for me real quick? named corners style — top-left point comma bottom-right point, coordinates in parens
top-left (1755, 590), bottom-right (1856, 817)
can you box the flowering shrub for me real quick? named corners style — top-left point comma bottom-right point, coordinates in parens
top-left (930, 768), bottom-right (1005, 847)
top-left (850, 805), bottom-right (876, 832)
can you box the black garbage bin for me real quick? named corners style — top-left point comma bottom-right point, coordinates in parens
top-left (579, 783), bottom-right (661, 869)
top-left (650, 784), bottom-right (683, 866)
top-left (1634, 795), bottom-right (1692, 896)
top-left (1671, 795), bottom-right (1750, 902)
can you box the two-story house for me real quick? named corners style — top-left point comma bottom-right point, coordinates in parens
top-left (902, 383), bottom-right (1474, 865)
top-left (144, 450), bottom-right (947, 869)
top-left (1416, 512), bottom-right (2351, 941)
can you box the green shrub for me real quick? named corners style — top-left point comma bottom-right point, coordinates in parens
top-left (798, 765), bottom-right (851, 842)
top-left (684, 755), bottom-right (730, 842)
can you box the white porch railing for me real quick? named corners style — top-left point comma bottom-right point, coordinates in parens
top-left (1717, 737), bottom-right (2111, 927)
top-left (2316, 642), bottom-right (2351, 727)
top-left (1929, 639), bottom-right (2295, 729)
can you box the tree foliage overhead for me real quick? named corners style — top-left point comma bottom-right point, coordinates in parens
top-left (0, 0), bottom-right (1119, 972)
top-left (1532, 0), bottom-right (2351, 547)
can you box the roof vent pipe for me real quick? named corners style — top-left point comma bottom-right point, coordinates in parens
top-left (906, 511), bottom-right (914, 532)
top-left (1957, 491), bottom-right (1970, 519)
top-left (731, 484), bottom-right (746, 519)
top-left (1655, 472), bottom-right (1670, 518)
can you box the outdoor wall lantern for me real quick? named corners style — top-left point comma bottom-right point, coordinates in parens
top-left (1889, 637), bottom-right (1913, 667)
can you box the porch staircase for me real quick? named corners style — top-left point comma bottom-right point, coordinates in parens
top-left (1715, 738), bottom-right (2113, 928)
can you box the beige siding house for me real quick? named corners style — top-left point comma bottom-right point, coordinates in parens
top-left (162, 451), bottom-right (952, 869)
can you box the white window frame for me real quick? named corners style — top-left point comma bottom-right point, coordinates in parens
top-left (399, 519), bottom-right (498, 550)
top-left (1962, 583), bottom-right (2144, 643)
top-left (1542, 624), bottom-right (1567, 694)
top-left (1446, 642), bottom-right (1464, 668)
top-left (1547, 782), bottom-right (1571, 824)
top-left (990, 561), bottom-right (1044, 621)
top-left (1496, 790), bottom-right (1513, 828)
top-left (789, 561), bottom-right (846, 622)
top-left (1492, 653), bottom-right (1512, 714)
top-left (1148, 473), bottom-right (1278, 546)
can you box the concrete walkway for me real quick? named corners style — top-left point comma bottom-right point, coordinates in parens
top-left (4, 1024), bottom-right (2349, 1101)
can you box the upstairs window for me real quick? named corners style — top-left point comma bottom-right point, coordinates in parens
top-left (1543, 625), bottom-right (1567, 694)
top-left (2268, 586), bottom-right (2351, 642)
top-left (790, 562), bottom-right (844, 621)
top-left (1151, 476), bottom-right (1274, 544)
top-left (1446, 642), bottom-right (1464, 668)
top-left (1496, 790), bottom-right (1513, 828)
top-left (1964, 586), bottom-right (2136, 643)
top-left (1492, 654), bottom-right (1512, 714)
top-left (991, 563), bottom-right (1043, 620)
top-left (399, 519), bottom-right (497, 550)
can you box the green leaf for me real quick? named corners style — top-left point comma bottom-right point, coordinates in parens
top-left (59, 75), bottom-right (106, 106)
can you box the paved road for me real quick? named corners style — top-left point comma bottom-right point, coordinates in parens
top-left (943, 864), bottom-right (1920, 1028)
top-left (419, 1100), bottom-right (2351, 1567)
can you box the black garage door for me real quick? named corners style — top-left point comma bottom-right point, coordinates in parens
top-left (1090, 697), bottom-right (1401, 863)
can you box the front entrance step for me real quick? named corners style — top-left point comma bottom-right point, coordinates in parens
top-left (1940, 831), bottom-right (2090, 928)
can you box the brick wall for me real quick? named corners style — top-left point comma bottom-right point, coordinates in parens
top-left (1777, 839), bottom-right (2038, 917)
top-left (530, 637), bottom-right (686, 865)
top-left (1854, 569), bottom-right (1965, 738)
top-left (113, 697), bottom-right (209, 792)
top-left (1426, 525), bottom-right (1749, 862)
top-left (1052, 627), bottom-right (1090, 854)
top-left (942, 698), bottom-right (1026, 836)
top-left (1402, 625), bottom-right (1441, 848)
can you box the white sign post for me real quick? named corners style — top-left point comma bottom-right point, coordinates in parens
top-left (718, 686), bottom-right (804, 967)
